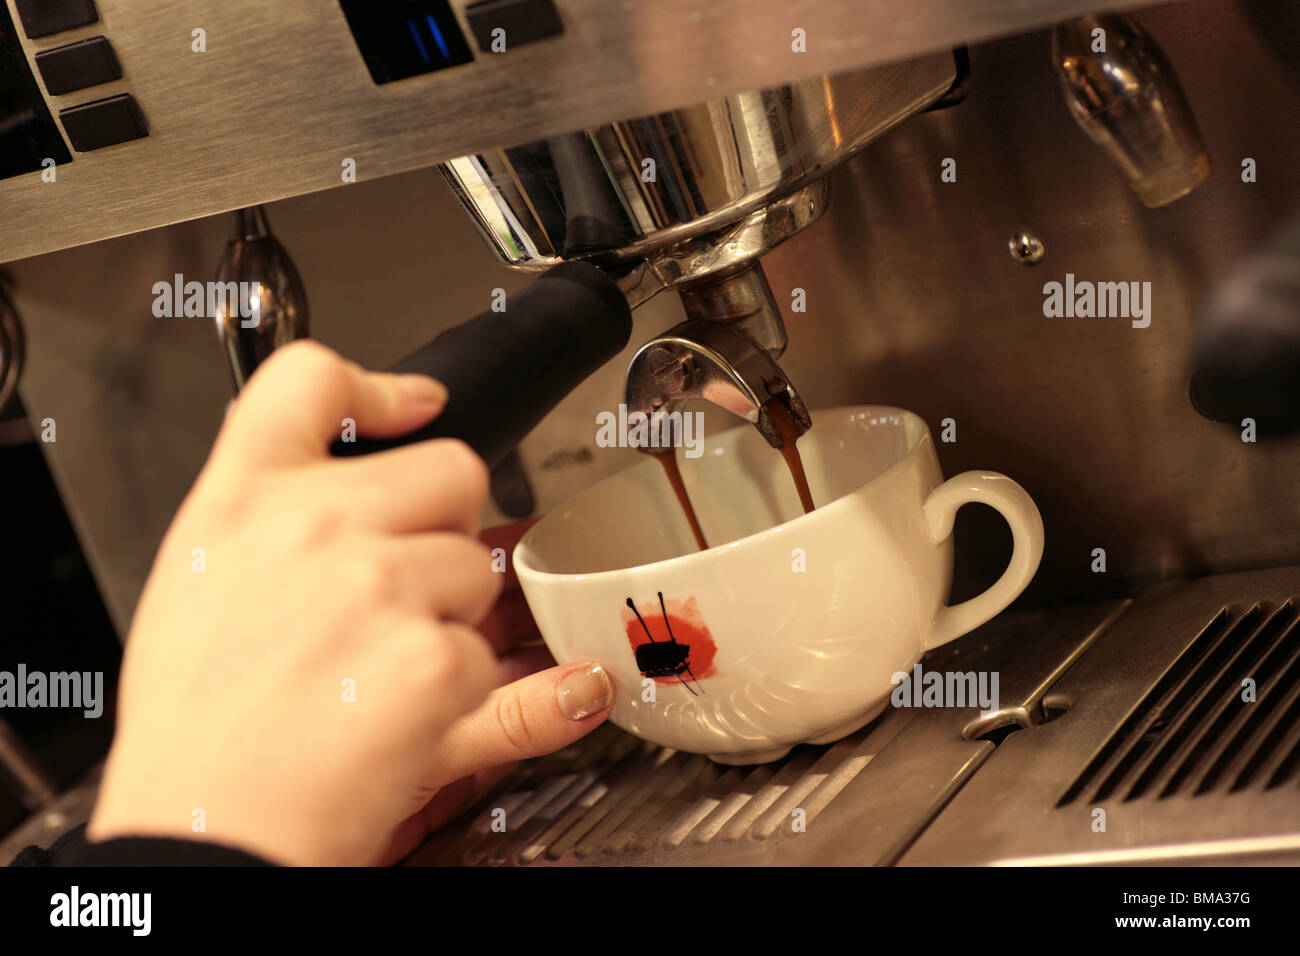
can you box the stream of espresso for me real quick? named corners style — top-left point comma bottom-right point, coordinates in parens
top-left (657, 452), bottom-right (710, 551)
top-left (660, 398), bottom-right (816, 553)
top-left (764, 396), bottom-right (817, 516)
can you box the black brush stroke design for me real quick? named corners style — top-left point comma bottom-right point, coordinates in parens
top-left (626, 591), bottom-right (704, 696)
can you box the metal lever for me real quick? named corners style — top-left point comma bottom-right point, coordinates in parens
top-left (213, 206), bottom-right (310, 392)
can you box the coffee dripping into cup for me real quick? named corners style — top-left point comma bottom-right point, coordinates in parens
top-left (437, 55), bottom-right (960, 480)
top-left (642, 395), bottom-right (816, 553)
top-left (429, 57), bottom-right (1047, 765)
top-left (214, 58), bottom-right (959, 491)
top-left (624, 317), bottom-right (819, 553)
top-left (437, 66), bottom-right (957, 537)
top-left (514, 407), bottom-right (1044, 763)
top-left (205, 52), bottom-right (1040, 764)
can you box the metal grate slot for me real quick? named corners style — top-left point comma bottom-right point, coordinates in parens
top-left (663, 764), bottom-right (754, 848)
top-left (1191, 608), bottom-right (1300, 795)
top-left (417, 723), bottom-right (639, 865)
top-left (518, 737), bottom-right (663, 862)
top-left (751, 730), bottom-right (897, 839)
top-left (1056, 607), bottom-right (1237, 806)
top-left (1058, 601), bottom-right (1300, 806)
top-left (1262, 702), bottom-right (1300, 789)
top-left (1229, 668), bottom-right (1300, 793)
top-left (585, 752), bottom-right (716, 855)
top-left (409, 708), bottom-right (894, 864)
top-left (1130, 602), bottom-right (1298, 799)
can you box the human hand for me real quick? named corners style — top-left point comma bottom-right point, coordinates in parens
top-left (87, 341), bottom-right (612, 865)
top-left (372, 518), bottom-right (615, 864)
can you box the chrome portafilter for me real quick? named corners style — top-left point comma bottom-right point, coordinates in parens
top-left (438, 53), bottom-right (959, 442)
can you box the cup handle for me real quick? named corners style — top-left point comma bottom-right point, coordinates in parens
top-left (921, 471), bottom-right (1044, 651)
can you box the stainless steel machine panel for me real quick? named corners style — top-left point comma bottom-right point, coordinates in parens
top-left (0, 0), bottom-right (1161, 264)
top-left (8, 0), bottom-right (1300, 633)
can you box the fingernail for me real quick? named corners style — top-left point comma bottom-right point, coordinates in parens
top-left (398, 374), bottom-right (448, 408)
top-left (555, 664), bottom-right (612, 721)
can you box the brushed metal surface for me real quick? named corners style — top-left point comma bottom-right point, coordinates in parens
top-left (8, 0), bottom-right (1300, 633)
top-left (0, 0), bottom-right (1167, 264)
top-left (902, 564), bottom-right (1300, 865)
top-left (767, 0), bottom-right (1300, 606)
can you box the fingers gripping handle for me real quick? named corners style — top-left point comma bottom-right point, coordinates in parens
top-left (922, 471), bottom-right (1044, 651)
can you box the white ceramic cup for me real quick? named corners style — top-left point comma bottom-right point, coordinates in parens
top-left (514, 405), bottom-right (1044, 764)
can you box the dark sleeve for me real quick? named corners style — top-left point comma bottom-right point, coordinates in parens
top-left (7, 822), bottom-right (273, 866)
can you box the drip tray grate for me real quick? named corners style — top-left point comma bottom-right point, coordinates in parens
top-left (903, 565), bottom-right (1300, 866)
top-left (408, 709), bottom-right (910, 866)
top-left (1059, 601), bottom-right (1300, 806)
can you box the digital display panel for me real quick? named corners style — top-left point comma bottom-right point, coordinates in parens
top-left (0, 3), bottom-right (72, 180)
top-left (339, 0), bottom-right (474, 85)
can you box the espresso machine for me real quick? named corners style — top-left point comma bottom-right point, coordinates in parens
top-left (2, 0), bottom-right (1299, 865)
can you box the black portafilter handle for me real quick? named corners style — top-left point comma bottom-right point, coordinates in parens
top-left (1190, 213), bottom-right (1300, 438)
top-left (331, 261), bottom-right (632, 467)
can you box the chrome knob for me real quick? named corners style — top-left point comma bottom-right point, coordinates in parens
top-left (214, 206), bottom-right (310, 392)
top-left (1052, 13), bottom-right (1210, 208)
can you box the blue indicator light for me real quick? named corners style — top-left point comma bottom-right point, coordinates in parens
top-left (340, 0), bottom-right (475, 84)
top-left (406, 18), bottom-right (432, 64)
top-left (425, 13), bottom-right (451, 61)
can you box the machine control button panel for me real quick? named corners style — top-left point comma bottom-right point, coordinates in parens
top-left (14, 0), bottom-right (98, 39)
top-left (36, 36), bottom-right (121, 96)
top-left (59, 93), bottom-right (148, 152)
top-left (465, 0), bottom-right (565, 52)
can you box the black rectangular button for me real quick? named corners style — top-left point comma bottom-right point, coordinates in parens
top-left (465, 0), bottom-right (564, 53)
top-left (14, 0), bottom-right (98, 39)
top-left (59, 93), bottom-right (148, 151)
top-left (36, 36), bottom-right (121, 95)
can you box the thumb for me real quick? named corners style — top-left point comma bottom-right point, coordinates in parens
top-left (424, 662), bottom-right (613, 790)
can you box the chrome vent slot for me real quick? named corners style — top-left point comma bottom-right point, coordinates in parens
top-left (409, 711), bottom-right (905, 866)
top-left (1058, 600), bottom-right (1300, 806)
